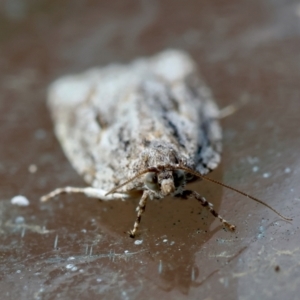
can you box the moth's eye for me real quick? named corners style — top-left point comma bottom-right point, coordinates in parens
top-left (145, 172), bottom-right (159, 191)
top-left (173, 170), bottom-right (185, 187)
top-left (146, 172), bottom-right (157, 184)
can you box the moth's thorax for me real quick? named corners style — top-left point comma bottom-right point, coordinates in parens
top-left (139, 143), bottom-right (184, 167)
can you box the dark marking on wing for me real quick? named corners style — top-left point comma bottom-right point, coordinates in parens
top-left (162, 115), bottom-right (186, 148)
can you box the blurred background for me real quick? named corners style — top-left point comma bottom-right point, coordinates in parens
top-left (1, 1), bottom-right (300, 299)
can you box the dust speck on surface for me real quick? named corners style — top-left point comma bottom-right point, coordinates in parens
top-left (11, 195), bottom-right (30, 206)
top-left (28, 164), bottom-right (38, 173)
top-left (15, 216), bottom-right (25, 223)
top-left (66, 264), bottom-right (75, 270)
top-left (263, 172), bottom-right (271, 178)
top-left (134, 240), bottom-right (143, 245)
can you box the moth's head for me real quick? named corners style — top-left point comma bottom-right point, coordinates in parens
top-left (145, 169), bottom-right (186, 196)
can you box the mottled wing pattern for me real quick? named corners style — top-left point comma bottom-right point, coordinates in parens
top-left (47, 69), bottom-right (120, 191)
top-left (148, 51), bottom-right (222, 176)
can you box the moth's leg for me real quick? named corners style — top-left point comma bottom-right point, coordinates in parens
top-left (40, 187), bottom-right (129, 202)
top-left (129, 190), bottom-right (149, 238)
top-left (181, 190), bottom-right (236, 231)
top-left (218, 95), bottom-right (249, 119)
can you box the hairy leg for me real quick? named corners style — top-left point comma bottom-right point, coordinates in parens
top-left (41, 186), bottom-right (129, 202)
top-left (129, 190), bottom-right (149, 238)
top-left (180, 190), bottom-right (235, 231)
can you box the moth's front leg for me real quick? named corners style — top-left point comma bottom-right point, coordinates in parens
top-left (180, 190), bottom-right (236, 231)
top-left (129, 190), bottom-right (149, 238)
top-left (40, 186), bottom-right (129, 202)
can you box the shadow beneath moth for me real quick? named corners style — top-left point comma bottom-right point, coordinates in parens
top-left (41, 49), bottom-right (291, 237)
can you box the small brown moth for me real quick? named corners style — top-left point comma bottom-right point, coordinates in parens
top-left (41, 49), bottom-right (291, 237)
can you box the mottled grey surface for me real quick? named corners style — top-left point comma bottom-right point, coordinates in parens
top-left (1, 1), bottom-right (300, 299)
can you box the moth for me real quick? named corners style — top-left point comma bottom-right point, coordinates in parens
top-left (41, 49), bottom-right (290, 237)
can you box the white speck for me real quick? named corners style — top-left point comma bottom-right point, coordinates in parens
top-left (191, 267), bottom-right (196, 281)
top-left (81, 229), bottom-right (87, 233)
top-left (124, 250), bottom-right (129, 254)
top-left (96, 278), bottom-right (102, 282)
top-left (11, 195), bottom-right (30, 206)
top-left (163, 239), bottom-right (168, 243)
top-left (67, 256), bottom-right (75, 261)
top-left (170, 241), bottom-right (175, 246)
top-left (16, 270), bottom-right (21, 273)
top-left (15, 216), bottom-right (25, 223)
top-left (219, 277), bottom-right (229, 288)
top-left (71, 266), bottom-right (78, 271)
top-left (252, 166), bottom-right (259, 172)
top-left (134, 239), bottom-right (143, 245)
top-left (79, 269), bottom-right (84, 273)
top-left (54, 235), bottom-right (58, 249)
top-left (28, 164), bottom-right (37, 173)
top-left (263, 172), bottom-right (271, 178)
top-left (284, 167), bottom-right (291, 174)
top-left (158, 260), bottom-right (163, 274)
top-left (66, 264), bottom-right (75, 269)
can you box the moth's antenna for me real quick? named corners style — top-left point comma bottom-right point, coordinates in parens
top-left (178, 165), bottom-right (292, 221)
top-left (106, 163), bottom-right (292, 222)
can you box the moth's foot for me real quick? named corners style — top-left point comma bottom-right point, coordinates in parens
top-left (224, 222), bottom-right (236, 232)
top-left (41, 190), bottom-right (62, 202)
top-left (40, 195), bottom-right (49, 202)
top-left (128, 230), bottom-right (136, 238)
top-left (40, 186), bottom-right (74, 202)
top-left (229, 224), bottom-right (236, 231)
